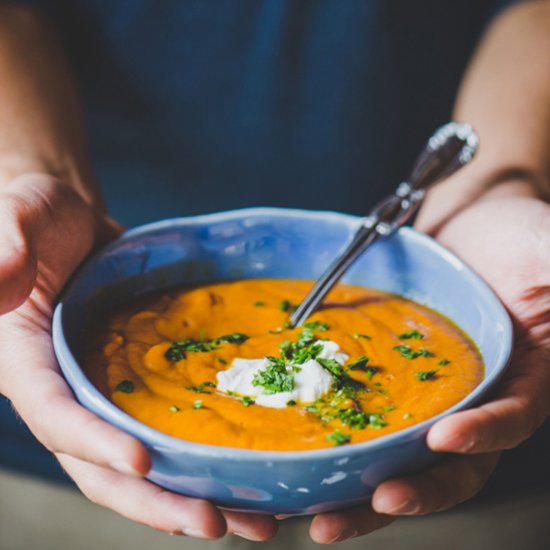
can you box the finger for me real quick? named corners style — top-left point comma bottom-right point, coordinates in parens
top-left (0, 174), bottom-right (99, 306)
top-left (222, 510), bottom-right (278, 541)
top-left (57, 454), bottom-right (227, 539)
top-left (0, 193), bottom-right (37, 313)
top-left (9, 365), bottom-right (151, 476)
top-left (309, 504), bottom-right (395, 544)
top-left (428, 352), bottom-right (550, 454)
top-left (372, 452), bottom-right (500, 516)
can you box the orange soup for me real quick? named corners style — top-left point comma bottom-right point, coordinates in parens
top-left (83, 279), bottom-right (483, 451)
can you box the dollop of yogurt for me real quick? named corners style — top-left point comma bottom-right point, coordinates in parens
top-left (216, 340), bottom-right (348, 408)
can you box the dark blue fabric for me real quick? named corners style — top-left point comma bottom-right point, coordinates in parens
top-left (5, 0), bottom-right (549, 503)
top-left (31, 0), bottom-right (509, 226)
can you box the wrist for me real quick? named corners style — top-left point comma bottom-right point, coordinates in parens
top-left (416, 167), bottom-right (548, 235)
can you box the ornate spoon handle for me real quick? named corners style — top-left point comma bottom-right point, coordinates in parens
top-left (289, 121), bottom-right (479, 327)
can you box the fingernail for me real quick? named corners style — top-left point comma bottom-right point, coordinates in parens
top-left (182, 527), bottom-right (207, 539)
top-left (380, 499), bottom-right (420, 515)
top-left (109, 461), bottom-right (140, 476)
top-left (275, 514), bottom-right (290, 520)
top-left (234, 532), bottom-right (263, 541)
top-left (329, 528), bottom-right (359, 543)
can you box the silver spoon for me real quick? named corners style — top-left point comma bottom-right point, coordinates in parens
top-left (289, 121), bottom-right (479, 328)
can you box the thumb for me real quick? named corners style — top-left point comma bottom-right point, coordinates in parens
top-left (0, 174), bottom-right (100, 314)
top-left (0, 202), bottom-right (37, 315)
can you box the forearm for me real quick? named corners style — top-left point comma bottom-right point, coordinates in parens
top-left (0, 5), bottom-right (102, 207)
top-left (417, 0), bottom-right (550, 233)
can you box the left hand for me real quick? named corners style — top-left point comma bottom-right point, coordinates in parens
top-left (309, 191), bottom-right (550, 543)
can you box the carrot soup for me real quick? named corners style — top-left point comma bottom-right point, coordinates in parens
top-left (83, 279), bottom-right (483, 451)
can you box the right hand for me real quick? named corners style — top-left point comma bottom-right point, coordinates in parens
top-left (0, 174), bottom-right (278, 541)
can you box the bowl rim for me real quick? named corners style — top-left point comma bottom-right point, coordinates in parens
top-left (52, 206), bottom-right (514, 462)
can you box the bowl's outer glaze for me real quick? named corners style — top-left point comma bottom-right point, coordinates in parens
top-left (52, 208), bottom-right (513, 515)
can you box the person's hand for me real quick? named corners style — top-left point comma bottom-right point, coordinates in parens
top-left (0, 174), bottom-right (278, 541)
top-left (309, 190), bottom-right (550, 543)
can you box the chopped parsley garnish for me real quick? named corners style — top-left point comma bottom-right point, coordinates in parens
top-left (368, 413), bottom-right (388, 429)
top-left (439, 358), bottom-right (451, 366)
top-left (317, 357), bottom-right (345, 378)
top-left (114, 380), bottom-right (135, 393)
top-left (293, 343), bottom-right (323, 365)
top-left (252, 356), bottom-right (294, 394)
top-left (279, 299), bottom-right (297, 313)
top-left (218, 357), bottom-right (227, 365)
top-left (165, 333), bottom-right (249, 361)
top-left (193, 400), bottom-right (203, 409)
top-left (353, 333), bottom-right (372, 340)
top-left (215, 333), bottom-right (249, 345)
top-left (240, 396), bottom-right (255, 407)
top-left (296, 327), bottom-right (316, 348)
top-left (168, 405), bottom-right (180, 413)
top-left (326, 430), bottom-right (351, 446)
top-left (304, 321), bottom-right (330, 331)
top-left (365, 366), bottom-right (378, 380)
top-left (403, 412), bottom-right (412, 420)
top-left (383, 405), bottom-right (396, 412)
top-left (415, 370), bottom-right (439, 381)
top-left (185, 381), bottom-right (216, 394)
top-left (286, 400), bottom-right (297, 406)
top-left (393, 345), bottom-right (435, 360)
top-left (254, 301), bottom-right (265, 307)
top-left (398, 329), bottom-right (425, 340)
top-left (338, 408), bottom-right (369, 429)
top-left (347, 356), bottom-right (370, 371)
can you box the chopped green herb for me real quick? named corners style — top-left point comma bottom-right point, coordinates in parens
top-left (279, 340), bottom-right (294, 360)
top-left (304, 320), bottom-right (330, 331)
top-left (226, 390), bottom-right (235, 396)
top-left (254, 301), bottom-right (265, 307)
top-left (372, 382), bottom-right (389, 396)
top-left (279, 299), bottom-right (297, 313)
top-left (403, 412), bottom-right (412, 420)
top-left (296, 327), bottom-right (316, 348)
top-left (252, 356), bottom-right (294, 394)
top-left (338, 408), bottom-right (369, 429)
top-left (398, 329), bottom-right (425, 340)
top-left (326, 430), bottom-right (351, 446)
top-left (415, 370), bottom-right (439, 381)
top-left (347, 355), bottom-right (370, 371)
top-left (185, 381), bottom-right (216, 394)
top-left (218, 357), bottom-right (227, 365)
top-left (165, 333), bottom-right (249, 361)
top-left (353, 333), bottom-right (372, 340)
top-left (114, 380), bottom-right (135, 393)
top-left (393, 345), bottom-right (435, 360)
top-left (317, 357), bottom-right (345, 378)
top-left (193, 400), bottom-right (203, 409)
top-left (168, 405), bottom-right (180, 413)
top-left (240, 396), bottom-right (255, 407)
top-left (439, 358), bottom-right (451, 366)
top-left (365, 366), bottom-right (378, 380)
top-left (368, 413), bottom-right (388, 429)
top-left (293, 343), bottom-right (323, 365)
top-left (286, 400), bottom-right (297, 406)
top-left (214, 333), bottom-right (249, 345)
top-left (383, 405), bottom-right (396, 412)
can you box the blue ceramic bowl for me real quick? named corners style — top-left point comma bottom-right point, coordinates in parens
top-left (52, 208), bottom-right (512, 515)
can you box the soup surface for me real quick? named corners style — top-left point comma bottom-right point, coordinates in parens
top-left (83, 279), bottom-right (483, 451)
